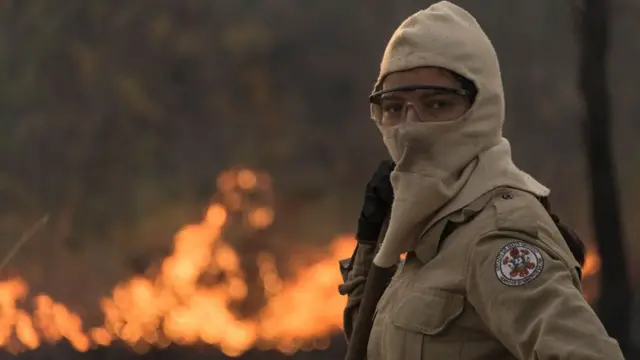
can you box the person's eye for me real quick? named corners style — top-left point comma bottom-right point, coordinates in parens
top-left (422, 97), bottom-right (456, 110)
top-left (381, 102), bottom-right (404, 114)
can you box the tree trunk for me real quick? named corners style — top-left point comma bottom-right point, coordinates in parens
top-left (577, 0), bottom-right (632, 354)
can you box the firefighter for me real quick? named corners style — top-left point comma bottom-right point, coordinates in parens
top-left (340, 2), bottom-right (624, 359)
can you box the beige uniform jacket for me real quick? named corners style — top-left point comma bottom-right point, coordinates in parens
top-left (343, 187), bottom-right (624, 360)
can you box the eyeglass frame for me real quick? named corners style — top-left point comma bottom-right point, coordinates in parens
top-left (369, 84), bottom-right (474, 125)
top-left (369, 84), bottom-right (472, 105)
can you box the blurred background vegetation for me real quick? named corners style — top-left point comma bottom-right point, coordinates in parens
top-left (0, 0), bottom-right (638, 358)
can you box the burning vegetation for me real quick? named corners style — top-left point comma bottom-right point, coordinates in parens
top-left (0, 168), bottom-right (601, 356)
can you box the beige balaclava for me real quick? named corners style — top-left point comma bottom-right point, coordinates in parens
top-left (372, 1), bottom-right (549, 267)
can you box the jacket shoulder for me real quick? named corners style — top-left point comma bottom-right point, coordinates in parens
top-left (474, 188), bottom-right (580, 271)
top-left (446, 188), bottom-right (550, 242)
top-left (490, 188), bottom-right (552, 237)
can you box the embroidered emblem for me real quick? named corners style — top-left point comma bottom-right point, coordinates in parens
top-left (495, 242), bottom-right (544, 286)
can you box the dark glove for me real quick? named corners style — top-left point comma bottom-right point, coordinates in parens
top-left (356, 160), bottom-right (395, 243)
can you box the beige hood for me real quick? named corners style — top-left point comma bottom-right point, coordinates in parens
top-left (371, 1), bottom-right (549, 267)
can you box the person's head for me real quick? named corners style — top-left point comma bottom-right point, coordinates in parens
top-left (370, 1), bottom-right (503, 170)
top-left (370, 67), bottom-right (478, 127)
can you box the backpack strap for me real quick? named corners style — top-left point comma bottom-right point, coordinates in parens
top-left (538, 196), bottom-right (586, 279)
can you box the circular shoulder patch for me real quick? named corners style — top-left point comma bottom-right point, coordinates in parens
top-left (495, 242), bottom-right (544, 286)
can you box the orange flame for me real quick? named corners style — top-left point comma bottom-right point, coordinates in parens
top-left (582, 249), bottom-right (601, 279)
top-left (0, 167), bottom-right (603, 356)
top-left (0, 168), bottom-right (353, 356)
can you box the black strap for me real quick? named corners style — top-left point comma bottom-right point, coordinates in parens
top-left (538, 197), bottom-right (586, 279)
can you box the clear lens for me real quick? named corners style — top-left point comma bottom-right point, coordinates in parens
top-left (378, 89), bottom-right (471, 126)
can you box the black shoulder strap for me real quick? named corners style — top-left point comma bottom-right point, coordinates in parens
top-left (538, 196), bottom-right (586, 279)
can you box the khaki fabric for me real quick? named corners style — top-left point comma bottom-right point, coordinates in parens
top-left (368, 188), bottom-right (624, 360)
top-left (370, 1), bottom-right (548, 268)
top-left (338, 242), bottom-right (377, 341)
top-left (339, 241), bottom-right (401, 342)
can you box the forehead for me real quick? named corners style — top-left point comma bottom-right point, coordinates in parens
top-left (382, 67), bottom-right (459, 90)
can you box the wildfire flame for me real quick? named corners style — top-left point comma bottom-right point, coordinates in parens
top-left (0, 168), bottom-right (354, 356)
top-left (583, 249), bottom-right (601, 278)
top-left (0, 168), bottom-right (602, 356)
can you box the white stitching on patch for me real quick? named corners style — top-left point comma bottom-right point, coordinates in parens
top-left (495, 242), bottom-right (544, 286)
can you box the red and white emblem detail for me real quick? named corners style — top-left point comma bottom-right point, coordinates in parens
top-left (495, 242), bottom-right (544, 286)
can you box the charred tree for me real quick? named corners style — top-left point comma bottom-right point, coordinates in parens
top-left (577, 0), bottom-right (632, 354)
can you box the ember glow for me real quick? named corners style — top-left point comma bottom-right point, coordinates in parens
top-left (583, 249), bottom-right (601, 278)
top-left (0, 168), bottom-right (601, 355)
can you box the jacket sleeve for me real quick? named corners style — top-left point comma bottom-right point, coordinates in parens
top-left (337, 243), bottom-right (377, 341)
top-left (466, 231), bottom-right (624, 360)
